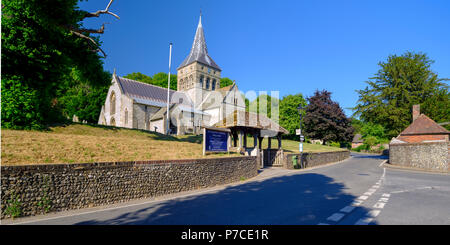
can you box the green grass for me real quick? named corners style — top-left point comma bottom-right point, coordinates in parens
top-left (243, 135), bottom-right (346, 153)
top-left (1, 123), bottom-right (344, 165)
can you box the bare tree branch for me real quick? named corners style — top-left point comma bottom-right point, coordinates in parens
top-left (84, 0), bottom-right (120, 20)
top-left (69, 30), bottom-right (107, 58)
top-left (67, 0), bottom-right (119, 58)
top-left (77, 23), bottom-right (108, 34)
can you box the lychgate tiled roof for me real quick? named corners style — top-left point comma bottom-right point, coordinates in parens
top-left (178, 15), bottom-right (221, 71)
top-left (215, 110), bottom-right (289, 134)
top-left (400, 114), bottom-right (450, 135)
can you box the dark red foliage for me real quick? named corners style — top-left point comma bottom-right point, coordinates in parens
top-left (304, 90), bottom-right (354, 144)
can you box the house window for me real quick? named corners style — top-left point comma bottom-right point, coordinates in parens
top-left (199, 75), bottom-right (204, 87)
top-left (125, 109), bottom-right (128, 125)
top-left (206, 78), bottom-right (210, 89)
top-left (110, 91), bottom-right (116, 115)
top-left (212, 79), bottom-right (216, 90)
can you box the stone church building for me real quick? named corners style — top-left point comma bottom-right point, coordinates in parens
top-left (98, 15), bottom-right (246, 134)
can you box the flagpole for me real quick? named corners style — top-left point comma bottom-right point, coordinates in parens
top-left (166, 43), bottom-right (173, 135)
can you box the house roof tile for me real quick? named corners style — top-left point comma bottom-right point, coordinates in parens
top-left (399, 114), bottom-right (450, 135)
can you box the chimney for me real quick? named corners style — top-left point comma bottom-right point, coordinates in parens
top-left (412, 104), bottom-right (420, 121)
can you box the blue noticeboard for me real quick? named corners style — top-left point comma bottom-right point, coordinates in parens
top-left (205, 129), bottom-right (228, 152)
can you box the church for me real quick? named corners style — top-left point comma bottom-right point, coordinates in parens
top-left (98, 15), bottom-right (246, 134)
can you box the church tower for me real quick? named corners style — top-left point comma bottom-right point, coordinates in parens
top-left (177, 14), bottom-right (221, 92)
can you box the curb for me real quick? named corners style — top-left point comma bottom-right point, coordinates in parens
top-left (382, 162), bottom-right (449, 175)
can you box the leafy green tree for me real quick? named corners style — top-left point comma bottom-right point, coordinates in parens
top-left (363, 136), bottom-right (378, 149)
top-left (1, 0), bottom-right (118, 129)
top-left (351, 117), bottom-right (364, 134)
top-left (151, 72), bottom-right (178, 90)
top-left (279, 93), bottom-right (307, 139)
top-left (353, 51), bottom-right (449, 138)
top-left (123, 72), bottom-right (177, 90)
top-left (124, 72), bottom-right (152, 84)
top-left (248, 94), bottom-right (279, 120)
top-left (304, 90), bottom-right (354, 144)
top-left (360, 122), bottom-right (386, 142)
top-left (57, 68), bottom-right (111, 123)
top-left (220, 77), bottom-right (233, 88)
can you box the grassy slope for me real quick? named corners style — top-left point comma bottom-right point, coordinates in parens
top-left (1, 124), bottom-right (344, 165)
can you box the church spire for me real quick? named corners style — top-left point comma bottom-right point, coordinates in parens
top-left (178, 13), bottom-right (221, 71)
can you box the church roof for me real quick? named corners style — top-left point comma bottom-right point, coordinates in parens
top-left (115, 76), bottom-right (176, 105)
top-left (399, 114), bottom-right (450, 135)
top-left (178, 15), bottom-right (221, 71)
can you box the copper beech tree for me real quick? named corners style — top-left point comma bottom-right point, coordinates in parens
top-left (303, 90), bottom-right (354, 145)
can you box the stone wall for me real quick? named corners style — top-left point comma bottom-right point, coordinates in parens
top-left (389, 141), bottom-right (449, 172)
top-left (283, 151), bottom-right (350, 170)
top-left (1, 156), bottom-right (258, 219)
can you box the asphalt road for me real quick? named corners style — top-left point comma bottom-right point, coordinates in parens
top-left (4, 153), bottom-right (450, 225)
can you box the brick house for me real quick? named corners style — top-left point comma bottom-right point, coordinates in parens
top-left (351, 134), bottom-right (364, 148)
top-left (394, 105), bottom-right (449, 143)
top-left (389, 105), bottom-right (449, 172)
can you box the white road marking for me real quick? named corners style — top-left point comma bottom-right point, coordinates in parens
top-left (355, 217), bottom-right (373, 225)
top-left (368, 210), bottom-right (381, 217)
top-left (379, 197), bottom-right (389, 202)
top-left (340, 206), bottom-right (356, 213)
top-left (320, 166), bottom-right (389, 226)
top-left (373, 202), bottom-right (386, 209)
top-left (390, 186), bottom-right (433, 194)
top-left (358, 195), bottom-right (369, 200)
top-left (327, 213), bottom-right (346, 222)
top-left (352, 200), bottom-right (364, 206)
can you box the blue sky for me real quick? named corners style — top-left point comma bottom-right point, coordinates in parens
top-left (78, 0), bottom-right (450, 116)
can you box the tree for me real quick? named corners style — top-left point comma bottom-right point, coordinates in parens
top-left (248, 94), bottom-right (279, 120)
top-left (360, 122), bottom-right (386, 142)
top-left (124, 72), bottom-right (177, 90)
top-left (304, 90), bottom-right (354, 144)
top-left (353, 51), bottom-right (450, 138)
top-left (124, 72), bottom-right (153, 84)
top-left (220, 77), bottom-right (233, 88)
top-left (351, 117), bottom-right (364, 134)
top-left (1, 0), bottom-right (119, 129)
top-left (151, 72), bottom-right (178, 90)
top-left (279, 93), bottom-right (307, 139)
top-left (57, 68), bottom-right (111, 123)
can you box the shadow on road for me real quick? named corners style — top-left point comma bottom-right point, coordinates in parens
top-left (351, 153), bottom-right (388, 160)
top-left (76, 173), bottom-right (375, 225)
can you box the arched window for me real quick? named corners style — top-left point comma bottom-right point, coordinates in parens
top-left (110, 117), bottom-right (116, 126)
top-left (206, 78), bottom-right (210, 89)
top-left (212, 79), bottom-right (216, 90)
top-left (124, 109), bottom-right (128, 125)
top-left (110, 91), bottom-right (116, 115)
